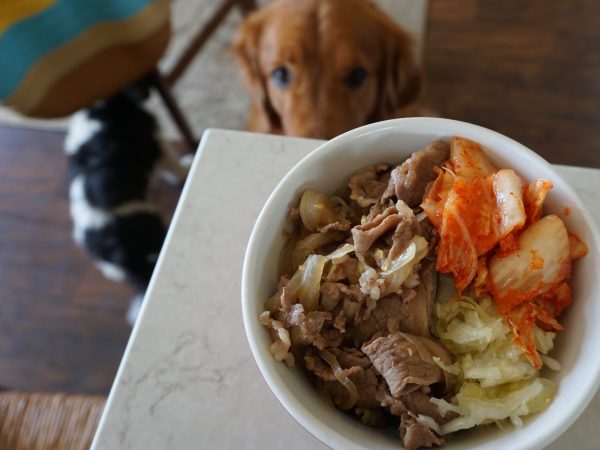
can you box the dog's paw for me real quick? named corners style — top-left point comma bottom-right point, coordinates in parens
top-left (179, 153), bottom-right (194, 168)
top-left (157, 150), bottom-right (193, 186)
top-left (126, 293), bottom-right (145, 326)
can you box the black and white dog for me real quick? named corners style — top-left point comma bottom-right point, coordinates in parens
top-left (65, 85), bottom-right (191, 324)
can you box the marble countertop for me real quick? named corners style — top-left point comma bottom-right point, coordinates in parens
top-left (91, 129), bottom-right (600, 450)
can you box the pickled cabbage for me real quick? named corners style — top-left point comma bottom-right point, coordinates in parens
top-left (489, 214), bottom-right (571, 313)
top-left (492, 169), bottom-right (526, 238)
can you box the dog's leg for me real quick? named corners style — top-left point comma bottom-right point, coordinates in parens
top-left (127, 293), bottom-right (145, 326)
top-left (156, 140), bottom-right (194, 185)
top-left (65, 110), bottom-right (102, 156)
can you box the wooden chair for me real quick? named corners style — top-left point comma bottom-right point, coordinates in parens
top-left (0, 0), bottom-right (256, 150)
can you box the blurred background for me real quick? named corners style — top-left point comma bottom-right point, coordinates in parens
top-left (0, 0), bottom-right (599, 446)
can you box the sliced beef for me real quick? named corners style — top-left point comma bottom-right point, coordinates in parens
top-left (325, 256), bottom-right (360, 283)
top-left (333, 311), bottom-right (346, 333)
top-left (348, 164), bottom-right (391, 207)
top-left (305, 347), bottom-right (380, 410)
top-left (376, 382), bottom-right (455, 424)
top-left (352, 200), bottom-right (421, 254)
top-left (389, 218), bottom-right (420, 259)
top-left (316, 329), bottom-right (344, 349)
top-left (262, 140), bottom-right (460, 449)
top-left (355, 406), bottom-right (388, 427)
top-left (352, 259), bottom-right (437, 341)
top-left (320, 281), bottom-right (343, 310)
top-left (387, 201), bottom-right (434, 259)
top-left (275, 303), bottom-right (342, 349)
top-left (362, 333), bottom-right (454, 398)
top-left (339, 281), bottom-right (369, 302)
top-left (304, 349), bottom-right (334, 380)
top-left (350, 294), bottom-right (411, 339)
top-left (401, 390), bottom-right (460, 425)
top-left (365, 199), bottom-right (391, 222)
top-left (376, 381), bottom-right (407, 416)
top-left (320, 365), bottom-right (381, 410)
top-left (402, 391), bottom-right (446, 423)
top-left (318, 221), bottom-right (351, 233)
top-left (400, 412), bottom-right (444, 450)
top-left (352, 205), bottom-right (403, 253)
top-left (405, 261), bottom-right (437, 336)
top-left (329, 347), bottom-right (371, 369)
top-left (382, 140), bottom-right (450, 208)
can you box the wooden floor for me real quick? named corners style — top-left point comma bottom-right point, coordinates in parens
top-left (424, 0), bottom-right (600, 168)
top-left (1, 0), bottom-right (600, 396)
top-left (0, 126), bottom-right (180, 394)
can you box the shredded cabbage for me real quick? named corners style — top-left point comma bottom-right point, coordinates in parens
top-left (434, 292), bottom-right (558, 432)
top-left (440, 378), bottom-right (556, 434)
top-left (534, 326), bottom-right (556, 355)
top-left (459, 340), bottom-right (538, 387)
top-left (430, 397), bottom-right (465, 418)
top-left (436, 296), bottom-right (508, 354)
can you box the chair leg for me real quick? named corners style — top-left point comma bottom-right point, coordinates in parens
top-left (148, 0), bottom-right (258, 149)
top-left (149, 70), bottom-right (198, 152)
top-left (237, 0), bottom-right (257, 15)
top-left (165, 0), bottom-right (239, 87)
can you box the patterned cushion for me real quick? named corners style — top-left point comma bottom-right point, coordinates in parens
top-left (0, 0), bottom-right (170, 117)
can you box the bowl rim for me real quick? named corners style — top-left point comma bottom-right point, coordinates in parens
top-left (241, 117), bottom-right (600, 450)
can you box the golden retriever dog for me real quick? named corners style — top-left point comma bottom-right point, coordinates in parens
top-left (233, 0), bottom-right (422, 139)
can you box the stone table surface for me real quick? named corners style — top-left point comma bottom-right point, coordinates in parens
top-left (91, 129), bottom-right (600, 450)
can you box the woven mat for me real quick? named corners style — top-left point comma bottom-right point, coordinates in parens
top-left (0, 0), bottom-right (428, 140)
top-left (0, 391), bottom-right (105, 450)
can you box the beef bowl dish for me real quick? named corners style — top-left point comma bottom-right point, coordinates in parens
top-left (242, 118), bottom-right (600, 450)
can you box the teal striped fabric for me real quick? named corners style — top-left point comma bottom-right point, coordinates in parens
top-left (0, 0), bottom-right (154, 100)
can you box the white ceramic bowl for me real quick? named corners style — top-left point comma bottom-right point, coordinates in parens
top-left (241, 118), bottom-right (600, 450)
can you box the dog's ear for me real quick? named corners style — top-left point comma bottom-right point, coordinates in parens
top-left (373, 10), bottom-right (422, 119)
top-left (233, 12), bottom-right (280, 132)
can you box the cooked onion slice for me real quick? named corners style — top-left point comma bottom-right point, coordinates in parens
top-left (298, 254), bottom-right (327, 311)
top-left (319, 349), bottom-right (360, 410)
top-left (291, 231), bottom-right (345, 270)
top-left (326, 243), bottom-right (355, 260)
top-left (299, 189), bottom-right (340, 231)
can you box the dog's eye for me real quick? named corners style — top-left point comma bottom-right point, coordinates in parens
top-left (345, 67), bottom-right (368, 89)
top-left (271, 67), bottom-right (292, 88)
